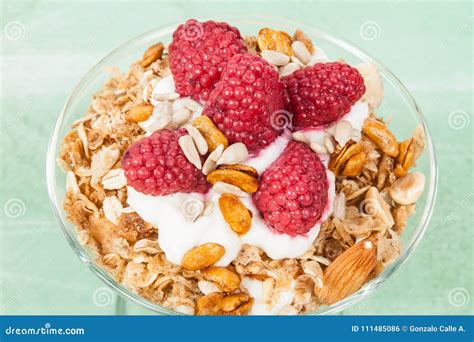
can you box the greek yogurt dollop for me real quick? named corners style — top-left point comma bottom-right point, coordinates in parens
top-left (127, 100), bottom-right (369, 266)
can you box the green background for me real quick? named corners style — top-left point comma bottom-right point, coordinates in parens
top-left (1, 0), bottom-right (472, 315)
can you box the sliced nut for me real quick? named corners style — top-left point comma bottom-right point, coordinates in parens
top-left (216, 143), bottom-right (248, 166)
top-left (315, 239), bottom-right (377, 305)
top-left (102, 169), bottom-right (127, 190)
top-left (328, 140), bottom-right (364, 176)
top-left (141, 42), bottom-right (164, 68)
top-left (363, 120), bottom-right (399, 157)
top-left (212, 182), bottom-right (249, 197)
top-left (390, 172), bottom-right (425, 205)
top-left (261, 49), bottom-right (290, 66)
top-left (172, 108), bottom-right (192, 127)
top-left (218, 194), bottom-right (252, 235)
top-left (279, 62), bottom-right (300, 77)
top-left (395, 138), bottom-right (415, 177)
top-left (343, 152), bottom-right (367, 177)
top-left (192, 115), bottom-right (229, 152)
top-left (310, 142), bottom-right (327, 154)
top-left (178, 135), bottom-right (202, 169)
top-left (181, 243), bottom-right (225, 271)
top-left (355, 62), bottom-right (383, 110)
top-left (198, 280), bottom-right (222, 295)
top-left (291, 41), bottom-right (311, 64)
top-left (324, 135), bottom-right (335, 154)
top-left (217, 164), bottom-right (258, 179)
top-left (202, 144), bottom-right (224, 175)
top-left (333, 193), bottom-right (346, 219)
top-left (195, 293), bottom-right (224, 315)
top-left (202, 267), bottom-right (241, 292)
top-left (257, 28), bottom-right (293, 56)
top-left (293, 29), bottom-right (314, 53)
top-left (292, 131), bottom-right (309, 144)
top-left (207, 169), bottom-right (259, 193)
top-left (125, 103), bottom-right (153, 123)
top-left (185, 125), bottom-right (208, 155)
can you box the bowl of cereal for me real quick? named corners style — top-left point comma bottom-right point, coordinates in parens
top-left (47, 16), bottom-right (437, 315)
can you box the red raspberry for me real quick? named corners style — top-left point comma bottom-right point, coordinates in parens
top-left (253, 141), bottom-right (329, 236)
top-left (282, 62), bottom-right (365, 129)
top-left (121, 129), bottom-right (208, 196)
top-left (204, 53), bottom-right (285, 154)
top-left (169, 19), bottom-right (247, 101)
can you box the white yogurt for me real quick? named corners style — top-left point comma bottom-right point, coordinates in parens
top-left (127, 164), bottom-right (335, 267)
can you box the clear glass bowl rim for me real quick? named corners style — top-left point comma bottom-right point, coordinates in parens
top-left (46, 15), bottom-right (438, 315)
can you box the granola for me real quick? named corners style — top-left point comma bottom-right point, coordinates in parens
top-left (58, 19), bottom-right (426, 315)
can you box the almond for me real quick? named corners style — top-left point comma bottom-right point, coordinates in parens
top-left (125, 103), bottom-right (153, 123)
top-left (315, 239), bottom-right (377, 305)
top-left (192, 115), bottom-right (229, 152)
top-left (202, 267), bottom-right (241, 292)
top-left (207, 169), bottom-right (259, 193)
top-left (181, 243), bottom-right (225, 271)
top-left (218, 194), bottom-right (252, 235)
top-left (141, 42), bottom-right (164, 68)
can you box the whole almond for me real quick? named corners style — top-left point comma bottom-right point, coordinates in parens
top-left (141, 42), bottom-right (164, 68)
top-left (181, 243), bottom-right (225, 271)
top-left (202, 267), bottom-right (241, 292)
top-left (126, 103), bottom-right (154, 123)
top-left (315, 239), bottom-right (377, 305)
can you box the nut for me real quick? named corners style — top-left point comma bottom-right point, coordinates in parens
top-left (363, 120), bottom-right (399, 157)
top-left (212, 182), bottom-right (249, 197)
top-left (293, 29), bottom-right (314, 53)
top-left (333, 120), bottom-right (353, 147)
top-left (315, 239), bottom-right (377, 305)
top-left (195, 293), bottom-right (224, 315)
top-left (125, 103), bottom-right (153, 123)
top-left (141, 42), bottom-right (164, 68)
top-left (202, 144), bottom-right (224, 175)
top-left (394, 138), bottom-right (415, 177)
top-left (207, 169), bottom-right (259, 193)
top-left (216, 143), bottom-right (248, 166)
top-left (220, 293), bottom-right (251, 312)
top-left (328, 140), bottom-right (364, 176)
top-left (261, 50), bottom-right (290, 66)
top-left (291, 41), bottom-right (311, 64)
top-left (218, 194), bottom-right (252, 235)
top-left (185, 125), bottom-right (208, 155)
top-left (181, 243), bottom-right (225, 271)
top-left (343, 152), bottom-right (367, 177)
top-left (217, 164), bottom-right (258, 179)
top-left (279, 62), bottom-right (300, 77)
top-left (257, 28), bottom-right (293, 56)
top-left (178, 135), bottom-right (202, 169)
top-left (202, 267), bottom-right (241, 292)
top-left (390, 172), bottom-right (425, 205)
top-left (192, 116), bottom-right (229, 152)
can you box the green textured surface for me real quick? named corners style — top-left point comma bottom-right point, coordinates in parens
top-left (0, 0), bottom-right (472, 315)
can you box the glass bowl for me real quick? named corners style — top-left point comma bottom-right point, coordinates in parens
top-left (46, 16), bottom-right (438, 315)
